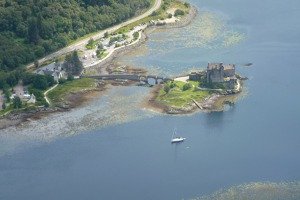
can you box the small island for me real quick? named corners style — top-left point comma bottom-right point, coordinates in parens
top-left (149, 62), bottom-right (246, 114)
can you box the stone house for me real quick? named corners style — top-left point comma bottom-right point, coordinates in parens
top-left (35, 62), bottom-right (66, 82)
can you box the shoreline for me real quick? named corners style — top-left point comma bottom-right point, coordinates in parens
top-left (0, 5), bottom-right (200, 129)
top-left (145, 81), bottom-right (244, 115)
top-left (85, 5), bottom-right (199, 73)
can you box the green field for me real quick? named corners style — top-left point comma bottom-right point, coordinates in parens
top-left (47, 78), bottom-right (97, 106)
top-left (156, 80), bottom-right (213, 108)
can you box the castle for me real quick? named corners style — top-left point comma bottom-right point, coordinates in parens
top-left (189, 62), bottom-right (237, 89)
top-left (207, 63), bottom-right (237, 89)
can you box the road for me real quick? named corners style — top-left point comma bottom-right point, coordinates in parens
top-left (26, 0), bottom-right (162, 69)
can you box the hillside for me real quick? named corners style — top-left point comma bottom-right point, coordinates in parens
top-left (0, 0), bottom-right (151, 71)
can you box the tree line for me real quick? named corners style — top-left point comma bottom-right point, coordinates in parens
top-left (0, 0), bottom-right (151, 71)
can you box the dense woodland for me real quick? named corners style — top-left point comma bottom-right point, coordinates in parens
top-left (0, 0), bottom-right (151, 72)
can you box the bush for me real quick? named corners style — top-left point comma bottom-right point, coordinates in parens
top-left (183, 83), bottom-right (192, 91)
top-left (67, 74), bottom-right (74, 81)
top-left (184, 2), bottom-right (190, 8)
top-left (59, 78), bottom-right (67, 84)
top-left (13, 96), bottom-right (22, 109)
top-left (174, 9), bottom-right (185, 17)
top-left (133, 32), bottom-right (139, 40)
top-left (164, 84), bottom-right (170, 93)
top-left (170, 82), bottom-right (176, 88)
top-left (104, 32), bottom-right (109, 38)
top-left (151, 11), bottom-right (159, 16)
top-left (168, 13), bottom-right (173, 18)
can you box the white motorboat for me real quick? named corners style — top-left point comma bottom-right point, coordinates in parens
top-left (171, 128), bottom-right (186, 143)
top-left (171, 137), bottom-right (186, 143)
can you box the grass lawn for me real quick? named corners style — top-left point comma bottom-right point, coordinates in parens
top-left (156, 81), bottom-right (213, 108)
top-left (47, 78), bottom-right (97, 106)
top-left (97, 52), bottom-right (109, 59)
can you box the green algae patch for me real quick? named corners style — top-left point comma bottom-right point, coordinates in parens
top-left (156, 80), bottom-right (212, 108)
top-left (193, 181), bottom-right (300, 200)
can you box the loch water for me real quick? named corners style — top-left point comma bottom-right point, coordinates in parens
top-left (1, 0), bottom-right (300, 199)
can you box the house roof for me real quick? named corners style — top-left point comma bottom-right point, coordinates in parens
top-left (44, 62), bottom-right (62, 71)
top-left (42, 70), bottom-right (54, 76)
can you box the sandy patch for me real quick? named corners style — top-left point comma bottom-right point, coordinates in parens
top-left (174, 76), bottom-right (189, 83)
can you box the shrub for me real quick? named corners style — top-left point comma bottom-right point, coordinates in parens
top-left (151, 11), bottom-right (159, 16)
top-left (133, 32), bottom-right (139, 40)
top-left (184, 2), bottom-right (190, 8)
top-left (170, 82), bottom-right (176, 88)
top-left (183, 83), bottom-right (192, 91)
top-left (59, 78), bottom-right (67, 84)
top-left (168, 13), bottom-right (173, 18)
top-left (13, 96), bottom-right (22, 109)
top-left (164, 84), bottom-right (170, 93)
top-left (174, 9), bottom-right (185, 17)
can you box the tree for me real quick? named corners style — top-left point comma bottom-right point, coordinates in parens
top-left (13, 96), bottom-right (22, 109)
top-left (133, 32), bottom-right (139, 40)
top-left (164, 84), bottom-right (170, 93)
top-left (0, 0), bottom-right (152, 72)
top-left (7, 73), bottom-right (17, 87)
top-left (33, 75), bottom-right (48, 90)
top-left (2, 102), bottom-right (6, 110)
top-left (45, 75), bottom-right (55, 87)
top-left (104, 32), bottom-right (109, 38)
top-left (72, 51), bottom-right (83, 76)
top-left (87, 38), bottom-right (94, 48)
top-left (28, 17), bottom-right (39, 45)
top-left (64, 51), bottom-right (83, 76)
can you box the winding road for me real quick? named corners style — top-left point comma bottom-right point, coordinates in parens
top-left (26, 0), bottom-right (162, 69)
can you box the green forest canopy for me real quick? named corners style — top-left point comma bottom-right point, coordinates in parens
top-left (0, 0), bottom-right (151, 71)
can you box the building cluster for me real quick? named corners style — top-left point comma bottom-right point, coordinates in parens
top-left (10, 91), bottom-right (36, 104)
top-left (35, 62), bottom-right (66, 82)
top-left (189, 63), bottom-right (238, 89)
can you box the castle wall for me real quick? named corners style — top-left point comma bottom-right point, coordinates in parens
top-left (207, 67), bottom-right (224, 83)
top-left (224, 69), bottom-right (235, 77)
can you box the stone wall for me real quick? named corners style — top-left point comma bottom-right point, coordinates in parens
top-left (207, 67), bottom-right (224, 83)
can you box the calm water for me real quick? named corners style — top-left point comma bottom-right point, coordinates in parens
top-left (1, 0), bottom-right (300, 199)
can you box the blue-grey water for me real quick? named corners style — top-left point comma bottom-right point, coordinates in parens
top-left (1, 0), bottom-right (300, 199)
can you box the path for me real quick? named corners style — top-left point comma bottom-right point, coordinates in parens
top-left (44, 84), bottom-right (59, 105)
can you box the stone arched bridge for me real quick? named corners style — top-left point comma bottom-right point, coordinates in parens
top-left (84, 74), bottom-right (173, 84)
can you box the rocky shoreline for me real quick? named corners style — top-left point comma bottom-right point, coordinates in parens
top-left (146, 80), bottom-right (244, 115)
